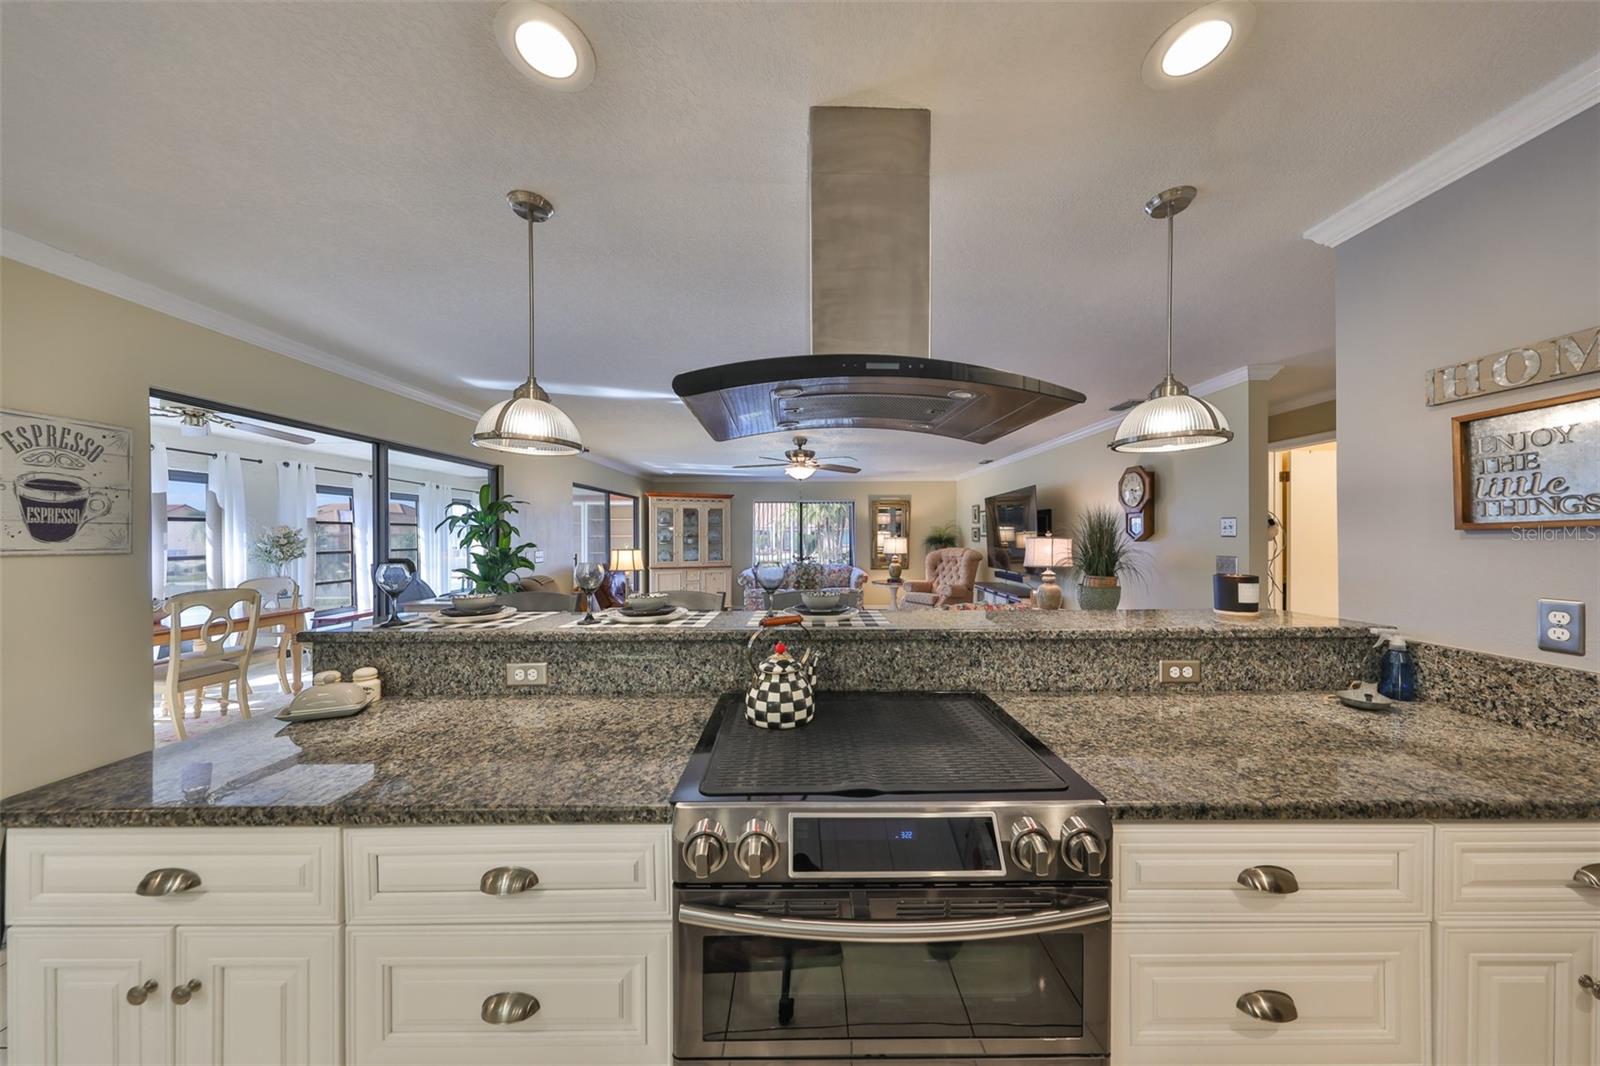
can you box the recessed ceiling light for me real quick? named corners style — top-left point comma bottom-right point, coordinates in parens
top-left (494, 1), bottom-right (595, 91)
top-left (1142, 1), bottom-right (1255, 89)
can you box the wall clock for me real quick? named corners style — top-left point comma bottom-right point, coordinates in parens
top-left (1119, 465), bottom-right (1154, 541)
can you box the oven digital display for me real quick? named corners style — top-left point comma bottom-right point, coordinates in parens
top-left (791, 816), bottom-right (1002, 875)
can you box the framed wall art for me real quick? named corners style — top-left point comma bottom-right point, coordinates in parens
top-left (1451, 388), bottom-right (1600, 531)
top-left (1, 408), bottom-right (133, 555)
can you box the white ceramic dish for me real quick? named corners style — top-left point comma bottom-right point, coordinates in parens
top-left (800, 591), bottom-right (842, 611)
top-left (602, 605), bottom-right (689, 625)
top-left (1336, 682), bottom-right (1395, 712)
top-left (275, 682), bottom-right (373, 722)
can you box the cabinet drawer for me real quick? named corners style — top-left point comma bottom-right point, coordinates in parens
top-left (1436, 823), bottom-right (1600, 918)
top-left (1115, 824), bottom-right (1431, 921)
top-left (347, 924), bottom-right (671, 1065)
top-left (1113, 924), bottom-right (1429, 1065)
top-left (345, 825), bottom-right (670, 924)
top-left (6, 828), bottom-right (341, 925)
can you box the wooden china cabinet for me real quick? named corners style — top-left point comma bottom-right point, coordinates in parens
top-left (645, 492), bottom-right (734, 605)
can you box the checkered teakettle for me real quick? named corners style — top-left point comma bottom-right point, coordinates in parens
top-left (745, 625), bottom-right (818, 729)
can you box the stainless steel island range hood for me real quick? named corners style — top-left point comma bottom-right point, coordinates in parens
top-left (672, 107), bottom-right (1085, 444)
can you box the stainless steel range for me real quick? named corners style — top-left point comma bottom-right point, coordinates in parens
top-left (671, 692), bottom-right (1111, 1064)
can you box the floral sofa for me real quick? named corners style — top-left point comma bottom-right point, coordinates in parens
top-left (737, 562), bottom-right (868, 609)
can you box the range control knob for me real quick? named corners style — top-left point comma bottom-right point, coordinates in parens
top-left (683, 818), bottom-right (728, 879)
top-left (735, 818), bottom-right (780, 878)
top-left (1009, 817), bottom-right (1054, 877)
top-left (1061, 815), bottom-right (1107, 878)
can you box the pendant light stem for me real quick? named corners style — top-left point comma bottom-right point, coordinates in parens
top-left (1165, 209), bottom-right (1174, 381)
top-left (526, 216), bottom-right (537, 382)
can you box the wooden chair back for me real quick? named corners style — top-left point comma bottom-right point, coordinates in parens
top-left (163, 587), bottom-right (262, 666)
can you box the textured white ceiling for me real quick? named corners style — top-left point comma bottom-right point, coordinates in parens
top-left (5, 2), bottom-right (1596, 479)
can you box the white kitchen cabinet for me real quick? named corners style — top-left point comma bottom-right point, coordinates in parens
top-left (174, 927), bottom-right (341, 1066)
top-left (646, 492), bottom-right (733, 603)
top-left (7, 926), bottom-right (170, 1066)
top-left (1436, 925), bottom-right (1598, 1066)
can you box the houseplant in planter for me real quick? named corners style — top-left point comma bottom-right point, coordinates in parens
top-left (1070, 505), bottom-right (1141, 610)
top-left (435, 484), bottom-right (539, 595)
top-left (923, 522), bottom-right (960, 552)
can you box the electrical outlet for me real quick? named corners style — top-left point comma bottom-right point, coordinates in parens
top-left (1219, 517), bottom-right (1238, 538)
top-left (1159, 659), bottom-right (1201, 684)
top-left (506, 662), bottom-right (548, 686)
top-left (1537, 599), bottom-right (1585, 655)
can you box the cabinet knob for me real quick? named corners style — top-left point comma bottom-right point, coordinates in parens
top-left (171, 978), bottom-right (202, 1006)
top-left (1572, 864), bottom-right (1600, 890)
top-left (1580, 975), bottom-right (1600, 1001)
top-left (136, 867), bottom-right (202, 896)
top-left (482, 991), bottom-right (541, 1024)
top-left (479, 866), bottom-right (540, 896)
top-left (1237, 865), bottom-right (1300, 894)
top-left (1236, 989), bottom-right (1298, 1023)
top-left (125, 979), bottom-right (159, 1006)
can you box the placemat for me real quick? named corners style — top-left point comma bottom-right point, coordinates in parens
top-left (399, 610), bottom-right (555, 631)
top-left (560, 609), bottom-right (719, 629)
top-left (744, 608), bottom-right (895, 629)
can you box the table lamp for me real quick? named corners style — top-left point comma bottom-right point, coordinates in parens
top-left (882, 536), bottom-right (909, 581)
top-left (610, 547), bottom-right (643, 593)
top-left (1023, 535), bottom-right (1074, 609)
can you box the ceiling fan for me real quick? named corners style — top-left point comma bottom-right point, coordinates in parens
top-left (151, 404), bottom-right (316, 446)
top-left (733, 436), bottom-right (861, 481)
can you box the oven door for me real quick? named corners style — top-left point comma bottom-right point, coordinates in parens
top-left (675, 884), bottom-right (1109, 1061)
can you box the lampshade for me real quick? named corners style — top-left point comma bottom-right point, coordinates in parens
top-left (609, 547), bottom-right (643, 572)
top-left (1109, 378), bottom-right (1232, 452)
top-left (1023, 535), bottom-right (1073, 569)
top-left (473, 387), bottom-right (584, 455)
top-left (882, 536), bottom-right (908, 556)
top-left (784, 464), bottom-right (817, 480)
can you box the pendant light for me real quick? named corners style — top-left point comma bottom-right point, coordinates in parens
top-left (1109, 185), bottom-right (1233, 453)
top-left (472, 190), bottom-right (584, 455)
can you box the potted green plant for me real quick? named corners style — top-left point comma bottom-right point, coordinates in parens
top-left (435, 484), bottom-right (539, 595)
top-left (1070, 505), bottom-right (1142, 610)
top-left (250, 525), bottom-right (307, 578)
top-left (923, 522), bottom-right (960, 551)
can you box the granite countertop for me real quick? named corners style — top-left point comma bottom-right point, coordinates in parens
top-left (2, 691), bottom-right (1594, 828)
top-left (301, 608), bottom-right (1373, 643)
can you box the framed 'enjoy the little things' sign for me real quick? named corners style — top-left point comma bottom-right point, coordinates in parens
top-left (1, 408), bottom-right (133, 555)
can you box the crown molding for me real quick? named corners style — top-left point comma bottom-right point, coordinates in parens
top-left (1268, 387), bottom-right (1336, 416)
top-left (1304, 55), bottom-right (1600, 248)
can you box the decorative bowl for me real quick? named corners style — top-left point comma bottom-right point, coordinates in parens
top-left (623, 593), bottom-right (671, 613)
top-left (450, 592), bottom-right (501, 614)
top-left (800, 591), bottom-right (842, 611)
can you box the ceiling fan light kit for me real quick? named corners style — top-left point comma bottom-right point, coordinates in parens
top-left (473, 190), bottom-right (585, 456)
top-left (1109, 185), bottom-right (1234, 454)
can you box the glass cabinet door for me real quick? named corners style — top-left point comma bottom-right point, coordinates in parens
top-left (707, 506), bottom-right (724, 563)
top-left (656, 506), bottom-right (676, 564)
top-left (683, 507), bottom-right (700, 563)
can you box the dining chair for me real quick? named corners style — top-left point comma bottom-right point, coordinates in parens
top-left (153, 588), bottom-right (261, 741)
top-left (239, 576), bottom-right (301, 695)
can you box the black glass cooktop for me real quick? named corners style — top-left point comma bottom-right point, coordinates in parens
top-left (689, 692), bottom-right (1082, 798)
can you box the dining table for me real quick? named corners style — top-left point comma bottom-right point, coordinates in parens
top-left (151, 605), bottom-right (314, 692)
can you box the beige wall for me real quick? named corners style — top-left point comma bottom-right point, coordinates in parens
top-left (503, 459), bottom-right (645, 590)
top-left (643, 478), bottom-right (957, 606)
top-left (1335, 107), bottom-right (1600, 668)
top-left (0, 259), bottom-right (634, 795)
top-left (954, 380), bottom-right (1271, 609)
top-left (1268, 400), bottom-right (1335, 443)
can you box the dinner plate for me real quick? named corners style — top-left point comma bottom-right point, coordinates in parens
top-left (429, 605), bottom-right (518, 625)
top-left (797, 604), bottom-right (855, 617)
top-left (440, 601), bottom-right (502, 618)
top-left (620, 604), bottom-right (676, 617)
top-left (602, 606), bottom-right (689, 625)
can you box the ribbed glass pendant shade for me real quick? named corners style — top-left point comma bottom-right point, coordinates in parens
top-left (473, 381), bottom-right (584, 455)
top-left (1109, 377), bottom-right (1232, 452)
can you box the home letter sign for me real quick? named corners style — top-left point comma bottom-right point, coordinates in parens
top-left (1, 408), bottom-right (133, 555)
top-left (1426, 326), bottom-right (1599, 406)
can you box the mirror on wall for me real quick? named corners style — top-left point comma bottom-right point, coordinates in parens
top-left (870, 496), bottom-right (911, 570)
top-left (984, 485), bottom-right (1037, 572)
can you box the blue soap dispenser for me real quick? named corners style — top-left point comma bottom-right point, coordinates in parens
top-left (1376, 632), bottom-right (1417, 702)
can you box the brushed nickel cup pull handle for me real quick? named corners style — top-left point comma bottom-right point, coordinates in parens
top-left (1579, 975), bottom-right (1600, 1000)
top-left (482, 991), bottom-right (541, 1024)
top-left (171, 978), bottom-right (202, 1006)
top-left (1237, 865), bottom-right (1300, 894)
top-left (125, 979), bottom-right (158, 1006)
top-left (136, 868), bottom-right (201, 896)
top-left (1236, 989), bottom-right (1298, 1023)
top-left (479, 866), bottom-right (540, 895)
top-left (1573, 864), bottom-right (1600, 890)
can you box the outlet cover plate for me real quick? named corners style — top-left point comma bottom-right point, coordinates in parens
top-left (1159, 659), bottom-right (1201, 684)
top-left (1537, 599), bottom-right (1585, 655)
top-left (506, 662), bottom-right (548, 686)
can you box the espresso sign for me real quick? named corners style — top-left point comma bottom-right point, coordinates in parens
top-left (1, 408), bottom-right (132, 555)
top-left (1452, 389), bottom-right (1600, 531)
top-left (1425, 326), bottom-right (1598, 406)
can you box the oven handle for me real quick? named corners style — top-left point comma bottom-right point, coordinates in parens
top-left (676, 898), bottom-right (1110, 943)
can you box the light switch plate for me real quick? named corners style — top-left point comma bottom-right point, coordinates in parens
top-left (506, 662), bottom-right (548, 686)
top-left (1220, 517), bottom-right (1238, 537)
top-left (1537, 599), bottom-right (1585, 655)
top-left (1159, 659), bottom-right (1201, 684)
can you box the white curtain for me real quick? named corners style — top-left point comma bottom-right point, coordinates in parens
top-left (150, 443), bottom-right (169, 602)
top-left (205, 451), bottom-right (249, 588)
top-left (276, 460), bottom-right (320, 598)
top-left (418, 481), bottom-right (456, 595)
top-left (351, 472), bottom-right (374, 613)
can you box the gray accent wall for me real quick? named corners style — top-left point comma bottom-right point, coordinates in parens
top-left (1335, 106), bottom-right (1600, 669)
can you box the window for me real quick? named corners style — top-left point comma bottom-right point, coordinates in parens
top-left (447, 495), bottom-right (473, 588)
top-left (752, 500), bottom-right (854, 566)
top-left (164, 470), bottom-right (209, 595)
top-left (314, 485), bottom-right (355, 612)
top-left (388, 490), bottom-right (420, 570)
top-left (572, 484), bottom-right (639, 579)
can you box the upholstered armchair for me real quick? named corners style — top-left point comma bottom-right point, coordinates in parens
top-left (738, 562), bottom-right (869, 609)
top-left (901, 547), bottom-right (982, 608)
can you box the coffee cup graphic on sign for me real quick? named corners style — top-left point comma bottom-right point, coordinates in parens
top-left (13, 472), bottom-right (112, 542)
